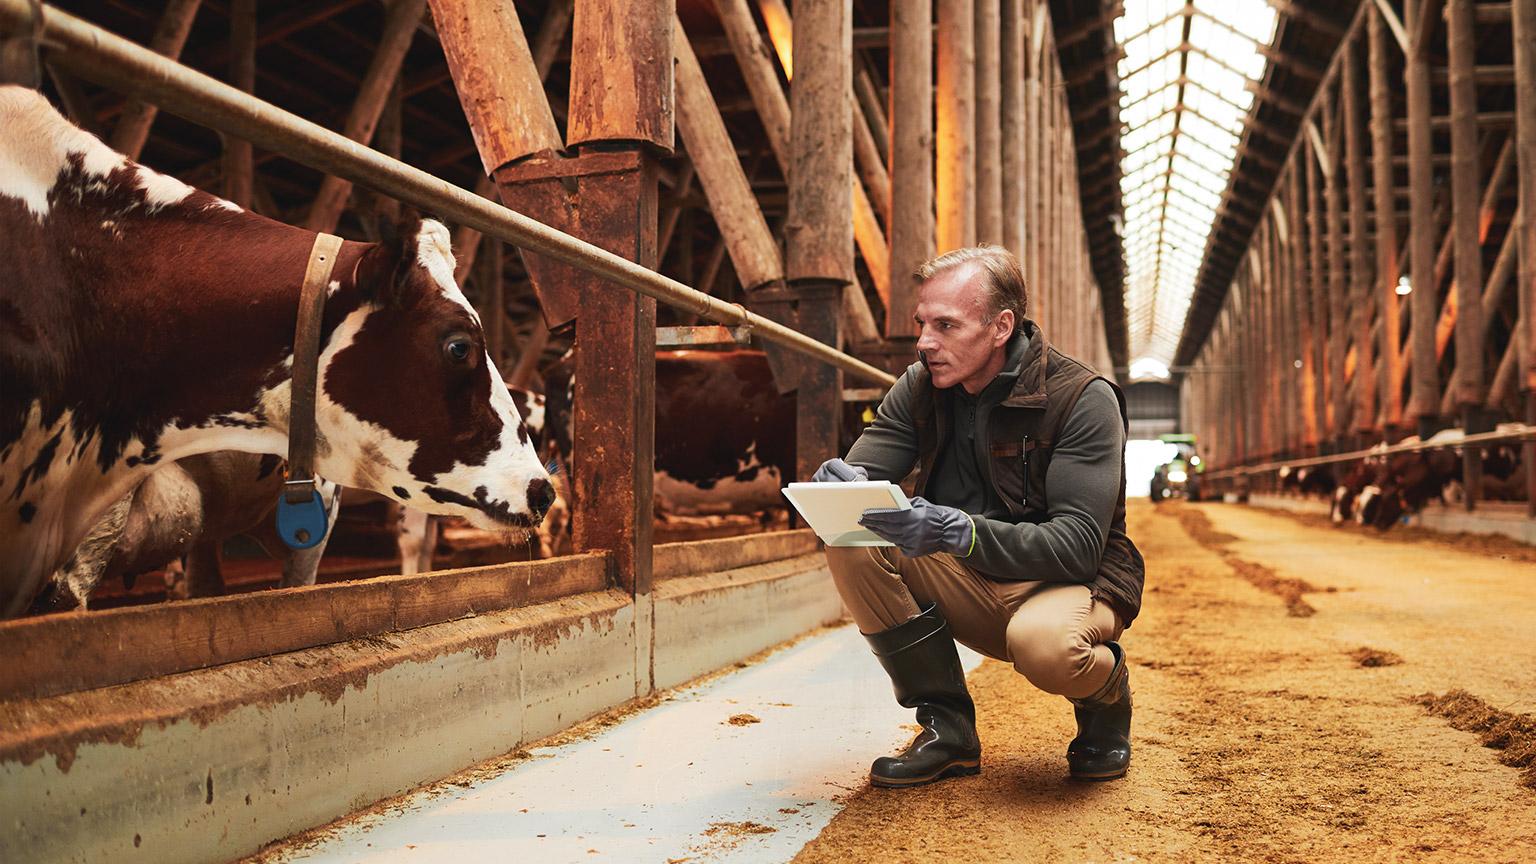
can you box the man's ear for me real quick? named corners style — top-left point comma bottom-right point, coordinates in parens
top-left (993, 309), bottom-right (1016, 345)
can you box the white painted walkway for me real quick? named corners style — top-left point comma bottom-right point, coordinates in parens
top-left (262, 623), bottom-right (983, 864)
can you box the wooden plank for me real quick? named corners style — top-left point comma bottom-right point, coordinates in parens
top-left (1307, 137), bottom-right (1326, 447)
top-left (653, 529), bottom-right (819, 581)
top-left (567, 0), bottom-right (672, 150)
top-left (429, 0), bottom-right (563, 175)
top-left (0, 554), bottom-right (611, 702)
top-left (1514, 0), bottom-right (1536, 516)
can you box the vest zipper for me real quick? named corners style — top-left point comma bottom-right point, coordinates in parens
top-left (1021, 434), bottom-right (1030, 509)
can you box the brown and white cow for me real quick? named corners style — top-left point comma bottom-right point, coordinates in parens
top-left (0, 86), bottom-right (554, 617)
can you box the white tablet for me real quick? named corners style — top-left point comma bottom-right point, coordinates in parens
top-left (781, 481), bottom-right (912, 546)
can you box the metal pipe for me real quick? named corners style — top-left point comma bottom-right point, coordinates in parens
top-left (1, 0), bottom-right (898, 388)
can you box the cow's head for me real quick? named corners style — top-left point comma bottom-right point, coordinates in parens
top-left (303, 214), bottom-right (555, 532)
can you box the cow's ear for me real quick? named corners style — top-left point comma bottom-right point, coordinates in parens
top-left (351, 213), bottom-right (419, 308)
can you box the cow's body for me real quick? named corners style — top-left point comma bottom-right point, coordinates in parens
top-left (543, 349), bottom-right (798, 517)
top-left (0, 86), bottom-right (553, 616)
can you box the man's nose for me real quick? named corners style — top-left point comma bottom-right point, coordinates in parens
top-left (916, 325), bottom-right (937, 351)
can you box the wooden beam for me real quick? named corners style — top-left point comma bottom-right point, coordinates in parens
top-left (304, 0), bottom-right (427, 233)
top-left (109, 0), bottom-right (202, 160)
top-left (567, 0), bottom-right (671, 150)
top-left (975, 0), bottom-right (1003, 247)
top-left (1405, 0), bottom-right (1438, 423)
top-left (220, 0), bottom-right (255, 209)
top-left (1344, 30), bottom-right (1376, 435)
top-left (430, 0), bottom-right (563, 174)
top-left (1446, 0), bottom-right (1486, 414)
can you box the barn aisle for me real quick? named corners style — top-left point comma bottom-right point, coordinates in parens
top-left (243, 620), bottom-right (984, 864)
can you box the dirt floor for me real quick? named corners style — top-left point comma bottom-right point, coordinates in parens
top-left (792, 498), bottom-right (1536, 864)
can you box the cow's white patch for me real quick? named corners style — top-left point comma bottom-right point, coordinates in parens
top-left (134, 165), bottom-right (196, 210)
top-left (653, 443), bottom-right (785, 517)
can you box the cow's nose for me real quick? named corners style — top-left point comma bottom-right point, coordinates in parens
top-left (527, 476), bottom-right (557, 520)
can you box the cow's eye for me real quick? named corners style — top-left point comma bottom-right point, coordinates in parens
top-left (443, 334), bottom-right (474, 365)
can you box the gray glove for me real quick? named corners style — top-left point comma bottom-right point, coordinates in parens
top-left (859, 496), bottom-right (975, 558)
top-left (813, 457), bottom-right (868, 483)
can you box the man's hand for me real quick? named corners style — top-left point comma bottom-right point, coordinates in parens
top-left (813, 457), bottom-right (868, 483)
top-left (859, 497), bottom-right (975, 558)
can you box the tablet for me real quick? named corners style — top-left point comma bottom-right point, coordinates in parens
top-left (781, 481), bottom-right (912, 546)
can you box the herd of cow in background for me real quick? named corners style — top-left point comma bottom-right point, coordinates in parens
top-left (1275, 425), bottom-right (1529, 529)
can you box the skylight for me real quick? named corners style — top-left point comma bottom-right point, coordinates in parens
top-left (1115, 0), bottom-right (1279, 379)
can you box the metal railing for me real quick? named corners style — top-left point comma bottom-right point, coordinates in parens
top-left (1201, 424), bottom-right (1536, 480)
top-left (0, 0), bottom-right (898, 389)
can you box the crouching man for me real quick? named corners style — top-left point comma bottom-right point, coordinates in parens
top-left (817, 246), bottom-right (1145, 786)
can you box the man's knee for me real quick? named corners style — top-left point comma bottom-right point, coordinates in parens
top-left (1005, 619), bottom-right (1093, 696)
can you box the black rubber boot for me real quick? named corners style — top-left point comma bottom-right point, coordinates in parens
top-left (865, 603), bottom-right (982, 788)
top-left (1067, 641), bottom-right (1132, 781)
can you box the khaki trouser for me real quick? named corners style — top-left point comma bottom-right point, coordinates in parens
top-left (826, 544), bottom-right (1125, 700)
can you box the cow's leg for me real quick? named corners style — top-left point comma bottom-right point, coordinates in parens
top-left (181, 541), bottom-right (227, 598)
top-left (397, 507), bottom-right (435, 575)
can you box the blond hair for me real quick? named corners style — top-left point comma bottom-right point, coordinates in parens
top-left (915, 245), bottom-right (1027, 332)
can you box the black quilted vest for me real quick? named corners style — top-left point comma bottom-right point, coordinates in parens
top-left (910, 318), bottom-right (1146, 626)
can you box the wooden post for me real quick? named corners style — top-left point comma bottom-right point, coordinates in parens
top-left (672, 17), bottom-right (783, 291)
top-left (1405, 0), bottom-right (1438, 432)
top-left (1343, 31), bottom-right (1375, 439)
top-left (975, 0), bottom-right (1003, 247)
top-left (1287, 167), bottom-right (1307, 454)
top-left (1322, 85), bottom-right (1349, 442)
top-left (712, 0), bottom-right (885, 335)
top-left (1369, 4), bottom-right (1403, 431)
top-left (937, 0), bottom-right (976, 252)
top-left (304, 0), bottom-right (427, 233)
top-left (221, 0), bottom-right (255, 210)
top-left (430, 0), bottom-right (563, 175)
top-left (1307, 134), bottom-right (1327, 449)
top-left (1514, 0), bottom-right (1536, 514)
top-left (1445, 0), bottom-right (1489, 505)
top-left (109, 0), bottom-right (202, 160)
top-left (784, 0), bottom-right (850, 483)
top-left (567, 0), bottom-right (672, 151)
top-left (1027, 1), bottom-right (1044, 317)
top-left (888, 0), bottom-right (935, 339)
top-left (1001, 0), bottom-right (1025, 259)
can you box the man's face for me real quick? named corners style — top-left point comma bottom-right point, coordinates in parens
top-left (914, 264), bottom-right (1015, 394)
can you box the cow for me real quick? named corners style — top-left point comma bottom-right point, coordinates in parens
top-left (1351, 426), bottom-right (1527, 529)
top-left (542, 349), bottom-right (798, 518)
top-left (0, 85), bottom-right (554, 617)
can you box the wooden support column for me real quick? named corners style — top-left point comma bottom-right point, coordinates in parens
top-left (937, 0), bottom-right (976, 252)
top-left (1026, 2), bottom-right (1045, 316)
top-left (713, 0), bottom-right (883, 342)
top-left (568, 0), bottom-right (672, 150)
top-left (673, 18), bottom-right (782, 292)
top-left (1307, 135), bottom-right (1327, 449)
top-left (888, 0), bottom-right (935, 339)
top-left (221, 0), bottom-right (254, 209)
top-left (781, 0), bottom-right (850, 483)
top-left (304, 0), bottom-right (427, 233)
top-left (1405, 0), bottom-right (1439, 432)
top-left (1343, 32), bottom-right (1375, 439)
top-left (975, 0), bottom-right (1003, 246)
top-left (1286, 169), bottom-right (1306, 454)
top-left (1447, 0), bottom-right (1489, 503)
top-left (109, 0), bottom-right (202, 160)
top-left (1001, 0), bottom-right (1026, 259)
top-left (1514, 0), bottom-right (1536, 514)
top-left (1369, 4), bottom-right (1404, 430)
top-left (1323, 86), bottom-right (1349, 442)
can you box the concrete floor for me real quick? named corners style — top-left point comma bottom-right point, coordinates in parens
top-left (258, 623), bottom-right (985, 864)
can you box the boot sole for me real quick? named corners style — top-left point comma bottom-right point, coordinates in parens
top-left (1069, 766), bottom-right (1128, 781)
top-left (870, 760), bottom-right (981, 788)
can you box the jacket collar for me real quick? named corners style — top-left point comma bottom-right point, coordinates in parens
top-left (1000, 317), bottom-right (1049, 409)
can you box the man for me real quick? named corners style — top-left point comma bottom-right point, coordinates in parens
top-left (815, 245), bottom-right (1144, 786)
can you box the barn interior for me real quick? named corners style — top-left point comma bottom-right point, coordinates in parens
top-left (1, 1), bottom-right (1534, 861)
